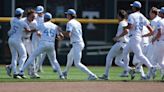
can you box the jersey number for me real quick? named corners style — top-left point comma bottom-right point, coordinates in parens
top-left (43, 29), bottom-right (55, 37)
top-left (10, 26), bottom-right (18, 35)
top-left (138, 17), bottom-right (144, 30)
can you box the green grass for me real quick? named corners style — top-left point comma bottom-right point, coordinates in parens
top-left (0, 65), bottom-right (163, 82)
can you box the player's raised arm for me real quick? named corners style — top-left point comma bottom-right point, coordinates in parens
top-left (142, 15), bottom-right (154, 37)
top-left (142, 25), bottom-right (153, 37)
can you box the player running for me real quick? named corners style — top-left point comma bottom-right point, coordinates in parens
top-left (121, 1), bottom-right (156, 80)
top-left (99, 10), bottom-right (130, 80)
top-left (62, 9), bottom-right (97, 80)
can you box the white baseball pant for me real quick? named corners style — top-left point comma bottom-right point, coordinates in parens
top-left (20, 41), bottom-right (63, 76)
top-left (22, 38), bottom-right (36, 72)
top-left (8, 38), bottom-right (27, 74)
top-left (32, 34), bottom-right (42, 70)
top-left (153, 40), bottom-right (164, 75)
top-left (104, 42), bottom-right (128, 77)
top-left (123, 36), bottom-right (153, 72)
top-left (64, 42), bottom-right (95, 76)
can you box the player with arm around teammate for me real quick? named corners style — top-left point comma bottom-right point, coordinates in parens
top-left (21, 9), bottom-right (40, 78)
top-left (18, 12), bottom-right (65, 79)
top-left (62, 9), bottom-right (97, 80)
top-left (6, 9), bottom-right (39, 78)
top-left (99, 10), bottom-right (131, 80)
top-left (8, 8), bottom-right (30, 79)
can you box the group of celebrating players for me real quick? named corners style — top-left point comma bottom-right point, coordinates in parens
top-left (5, 1), bottom-right (164, 80)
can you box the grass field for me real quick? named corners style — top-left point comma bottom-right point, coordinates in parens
top-left (0, 65), bottom-right (163, 82)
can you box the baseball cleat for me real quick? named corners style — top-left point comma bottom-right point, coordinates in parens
top-left (30, 73), bottom-right (40, 79)
top-left (59, 75), bottom-right (65, 80)
top-left (62, 71), bottom-right (67, 79)
top-left (13, 74), bottom-right (22, 79)
top-left (98, 74), bottom-right (109, 80)
top-left (119, 71), bottom-right (129, 77)
top-left (129, 68), bottom-right (136, 80)
top-left (18, 74), bottom-right (27, 79)
top-left (6, 65), bottom-right (12, 77)
top-left (88, 74), bottom-right (97, 80)
top-left (140, 76), bottom-right (147, 80)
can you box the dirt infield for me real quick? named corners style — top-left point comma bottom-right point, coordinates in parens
top-left (0, 81), bottom-right (164, 92)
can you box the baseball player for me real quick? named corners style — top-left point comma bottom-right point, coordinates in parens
top-left (120, 1), bottom-right (156, 80)
top-left (99, 10), bottom-right (130, 80)
top-left (132, 26), bottom-right (150, 80)
top-left (34, 5), bottom-right (57, 73)
top-left (152, 7), bottom-right (164, 80)
top-left (62, 9), bottom-right (97, 80)
top-left (133, 7), bottom-right (162, 80)
top-left (33, 5), bottom-right (46, 73)
top-left (7, 8), bottom-right (30, 79)
top-left (18, 12), bottom-right (65, 79)
top-left (147, 7), bottom-right (161, 66)
top-left (21, 9), bottom-right (40, 78)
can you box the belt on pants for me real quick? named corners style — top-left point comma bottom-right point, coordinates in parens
top-left (117, 41), bottom-right (127, 43)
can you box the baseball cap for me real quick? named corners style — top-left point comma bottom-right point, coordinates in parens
top-left (65, 9), bottom-right (76, 16)
top-left (36, 6), bottom-right (44, 13)
top-left (130, 1), bottom-right (142, 8)
top-left (15, 8), bottom-right (24, 15)
top-left (44, 12), bottom-right (52, 19)
top-left (159, 7), bottom-right (164, 14)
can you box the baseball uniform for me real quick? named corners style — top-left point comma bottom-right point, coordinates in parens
top-left (102, 20), bottom-right (129, 79)
top-left (63, 17), bottom-right (97, 80)
top-left (8, 17), bottom-right (29, 76)
top-left (122, 10), bottom-right (156, 79)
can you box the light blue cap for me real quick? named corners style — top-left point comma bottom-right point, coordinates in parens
top-left (15, 8), bottom-right (24, 15)
top-left (130, 1), bottom-right (142, 8)
top-left (36, 6), bottom-right (44, 13)
top-left (160, 7), bottom-right (164, 14)
top-left (65, 9), bottom-right (76, 16)
top-left (44, 12), bottom-right (52, 19)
